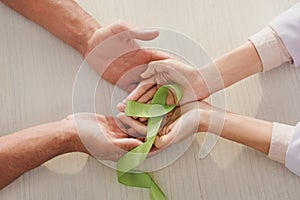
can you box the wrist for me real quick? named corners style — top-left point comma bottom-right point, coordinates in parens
top-left (57, 1), bottom-right (101, 56)
top-left (77, 23), bottom-right (100, 57)
top-left (197, 64), bottom-right (223, 96)
top-left (79, 24), bottom-right (101, 56)
top-left (57, 118), bottom-right (89, 154)
top-left (198, 109), bottom-right (211, 132)
top-left (182, 102), bottom-right (213, 133)
top-left (198, 106), bottom-right (228, 135)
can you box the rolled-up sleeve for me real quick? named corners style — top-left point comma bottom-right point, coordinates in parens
top-left (268, 123), bottom-right (295, 164)
top-left (268, 123), bottom-right (300, 177)
top-left (249, 3), bottom-right (300, 72)
top-left (249, 27), bottom-right (291, 72)
top-left (285, 122), bottom-right (300, 176)
top-left (251, 3), bottom-right (300, 177)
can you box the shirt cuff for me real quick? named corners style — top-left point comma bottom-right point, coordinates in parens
top-left (249, 27), bottom-right (292, 72)
top-left (268, 122), bottom-right (295, 164)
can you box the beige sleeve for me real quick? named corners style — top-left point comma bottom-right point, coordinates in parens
top-left (268, 122), bottom-right (295, 164)
top-left (249, 27), bottom-right (292, 72)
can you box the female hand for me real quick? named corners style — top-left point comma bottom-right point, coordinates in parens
top-left (125, 58), bottom-right (210, 105)
top-left (62, 113), bottom-right (143, 161)
top-left (117, 101), bottom-right (211, 150)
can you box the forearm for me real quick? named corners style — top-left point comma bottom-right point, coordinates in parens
top-left (1, 0), bottom-right (100, 55)
top-left (203, 109), bottom-right (272, 154)
top-left (201, 41), bottom-right (262, 93)
top-left (216, 41), bottom-right (262, 88)
top-left (0, 121), bottom-right (83, 189)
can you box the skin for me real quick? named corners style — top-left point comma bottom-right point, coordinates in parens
top-left (0, 0), bottom-right (167, 189)
top-left (120, 41), bottom-right (273, 155)
top-left (0, 0), bottom-right (168, 91)
top-left (119, 101), bottom-right (272, 155)
top-left (124, 41), bottom-right (261, 104)
top-left (0, 113), bottom-right (143, 190)
top-left (0, 0), bottom-right (279, 190)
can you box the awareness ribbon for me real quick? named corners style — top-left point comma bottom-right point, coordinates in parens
top-left (117, 84), bottom-right (182, 200)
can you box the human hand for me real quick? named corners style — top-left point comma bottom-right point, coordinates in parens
top-left (125, 58), bottom-right (210, 105)
top-left (84, 21), bottom-right (169, 92)
top-left (117, 101), bottom-right (211, 149)
top-left (62, 113), bottom-right (143, 161)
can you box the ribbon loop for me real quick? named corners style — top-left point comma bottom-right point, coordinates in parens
top-left (117, 84), bottom-right (182, 200)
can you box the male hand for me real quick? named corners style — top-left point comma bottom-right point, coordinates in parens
top-left (62, 113), bottom-right (143, 161)
top-left (84, 21), bottom-right (169, 92)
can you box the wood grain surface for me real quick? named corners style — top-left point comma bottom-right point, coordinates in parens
top-left (1, 0), bottom-right (300, 199)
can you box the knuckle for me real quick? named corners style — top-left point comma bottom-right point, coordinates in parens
top-left (114, 20), bottom-right (129, 30)
top-left (162, 58), bottom-right (174, 66)
top-left (110, 20), bottom-right (130, 35)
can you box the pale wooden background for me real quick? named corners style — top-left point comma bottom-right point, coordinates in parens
top-left (1, 0), bottom-right (300, 199)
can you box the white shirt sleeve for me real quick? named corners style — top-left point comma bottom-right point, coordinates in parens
top-left (285, 122), bottom-right (300, 176)
top-left (269, 3), bottom-right (300, 67)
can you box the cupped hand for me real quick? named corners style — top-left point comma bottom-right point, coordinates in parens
top-left (117, 101), bottom-right (211, 150)
top-left (84, 21), bottom-right (169, 92)
top-left (62, 113), bottom-right (143, 161)
top-left (125, 58), bottom-right (210, 105)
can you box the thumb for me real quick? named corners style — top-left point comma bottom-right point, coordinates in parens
top-left (132, 29), bottom-right (159, 41)
top-left (154, 133), bottom-right (173, 149)
top-left (141, 61), bottom-right (168, 78)
top-left (117, 138), bottom-right (143, 152)
top-left (154, 122), bottom-right (176, 149)
top-left (141, 65), bottom-right (155, 79)
top-left (155, 110), bottom-right (200, 149)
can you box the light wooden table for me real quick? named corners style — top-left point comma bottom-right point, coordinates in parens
top-left (1, 0), bottom-right (300, 199)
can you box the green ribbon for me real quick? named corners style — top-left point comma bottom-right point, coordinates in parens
top-left (117, 84), bottom-right (182, 200)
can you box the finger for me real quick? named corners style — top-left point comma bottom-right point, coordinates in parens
top-left (127, 83), bottom-right (138, 93)
top-left (154, 122), bottom-right (176, 149)
top-left (116, 138), bottom-right (143, 152)
top-left (126, 80), bottom-right (155, 101)
top-left (141, 59), bottom-right (171, 79)
top-left (138, 117), bottom-right (148, 123)
top-left (117, 113), bottom-right (147, 135)
top-left (110, 21), bottom-right (131, 34)
top-left (147, 49), bottom-right (170, 61)
top-left (127, 128), bottom-right (146, 138)
top-left (131, 29), bottom-right (159, 41)
top-left (166, 90), bottom-right (176, 105)
top-left (136, 84), bottom-right (157, 103)
top-left (117, 102), bottom-right (126, 112)
top-left (115, 118), bottom-right (128, 133)
top-left (140, 64), bottom-right (156, 79)
top-left (156, 109), bottom-right (200, 149)
top-left (154, 133), bottom-right (173, 149)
